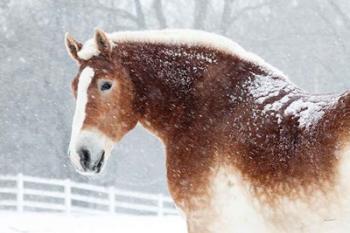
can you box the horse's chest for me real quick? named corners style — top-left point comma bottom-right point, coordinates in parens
top-left (185, 167), bottom-right (350, 233)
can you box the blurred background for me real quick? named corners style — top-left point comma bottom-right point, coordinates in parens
top-left (1, 0), bottom-right (350, 205)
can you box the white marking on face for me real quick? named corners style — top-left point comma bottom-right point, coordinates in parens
top-left (68, 66), bottom-right (115, 174)
top-left (69, 66), bottom-right (94, 151)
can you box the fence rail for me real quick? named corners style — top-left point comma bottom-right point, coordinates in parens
top-left (0, 174), bottom-right (178, 216)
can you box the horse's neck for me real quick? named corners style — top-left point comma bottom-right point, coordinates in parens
top-left (116, 42), bottom-right (350, 146)
top-left (117, 42), bottom-right (256, 140)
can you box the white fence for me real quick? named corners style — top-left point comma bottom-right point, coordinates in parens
top-left (0, 174), bottom-right (178, 216)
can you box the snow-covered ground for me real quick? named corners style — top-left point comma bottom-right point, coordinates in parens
top-left (0, 213), bottom-right (187, 233)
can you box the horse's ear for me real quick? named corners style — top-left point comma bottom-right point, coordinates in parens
top-left (65, 33), bottom-right (82, 62)
top-left (94, 28), bottom-right (112, 56)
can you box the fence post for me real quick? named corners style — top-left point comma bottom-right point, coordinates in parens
top-left (157, 193), bottom-right (164, 217)
top-left (64, 179), bottom-right (71, 214)
top-left (109, 186), bottom-right (115, 214)
top-left (17, 173), bottom-right (23, 213)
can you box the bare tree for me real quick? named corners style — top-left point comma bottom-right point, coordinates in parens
top-left (134, 0), bottom-right (146, 29)
top-left (220, 0), bottom-right (273, 34)
top-left (326, 0), bottom-right (350, 31)
top-left (193, 0), bottom-right (209, 29)
top-left (220, 0), bottom-right (234, 34)
top-left (153, 0), bottom-right (167, 28)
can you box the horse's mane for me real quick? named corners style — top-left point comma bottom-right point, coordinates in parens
top-left (77, 29), bottom-right (285, 78)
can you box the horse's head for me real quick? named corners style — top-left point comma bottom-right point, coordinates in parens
top-left (65, 29), bottom-right (137, 175)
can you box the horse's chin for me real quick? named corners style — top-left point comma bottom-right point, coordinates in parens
top-left (75, 163), bottom-right (107, 176)
top-left (70, 151), bottom-right (109, 177)
top-left (76, 169), bottom-right (104, 176)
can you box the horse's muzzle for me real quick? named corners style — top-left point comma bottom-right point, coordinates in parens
top-left (77, 148), bottom-right (105, 174)
top-left (68, 129), bottom-right (114, 176)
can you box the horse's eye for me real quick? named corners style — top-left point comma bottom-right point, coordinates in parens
top-left (100, 82), bottom-right (112, 91)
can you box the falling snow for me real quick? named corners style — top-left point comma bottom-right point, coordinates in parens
top-left (2, 1), bottom-right (350, 232)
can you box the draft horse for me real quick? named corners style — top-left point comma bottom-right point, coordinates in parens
top-left (65, 29), bottom-right (350, 233)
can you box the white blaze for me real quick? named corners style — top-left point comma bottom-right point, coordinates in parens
top-left (68, 66), bottom-right (114, 174)
top-left (69, 66), bottom-right (94, 152)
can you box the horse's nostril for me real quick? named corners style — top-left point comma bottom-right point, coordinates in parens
top-left (78, 148), bottom-right (91, 169)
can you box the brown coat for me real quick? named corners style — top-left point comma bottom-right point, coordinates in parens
top-left (66, 30), bottom-right (350, 233)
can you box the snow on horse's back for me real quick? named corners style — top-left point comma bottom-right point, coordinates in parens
top-left (65, 29), bottom-right (350, 233)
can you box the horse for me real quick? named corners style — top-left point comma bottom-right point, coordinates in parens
top-left (65, 29), bottom-right (350, 233)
